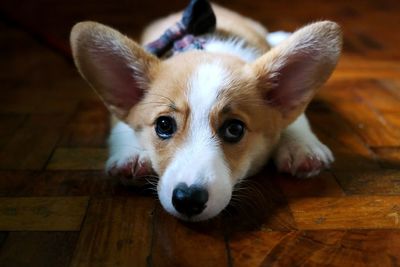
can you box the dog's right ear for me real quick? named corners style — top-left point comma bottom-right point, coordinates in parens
top-left (251, 21), bottom-right (341, 127)
top-left (70, 22), bottom-right (160, 119)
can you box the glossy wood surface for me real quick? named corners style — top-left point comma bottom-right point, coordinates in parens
top-left (0, 0), bottom-right (399, 266)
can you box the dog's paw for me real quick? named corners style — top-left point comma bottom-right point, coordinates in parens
top-left (106, 149), bottom-right (153, 185)
top-left (274, 138), bottom-right (334, 178)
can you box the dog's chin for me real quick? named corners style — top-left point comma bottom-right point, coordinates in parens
top-left (171, 212), bottom-right (214, 222)
top-left (164, 205), bottom-right (227, 222)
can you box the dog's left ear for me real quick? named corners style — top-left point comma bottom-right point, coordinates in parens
top-left (252, 21), bottom-right (342, 126)
top-left (70, 22), bottom-right (160, 119)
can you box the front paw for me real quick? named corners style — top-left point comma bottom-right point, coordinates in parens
top-left (274, 138), bottom-right (334, 178)
top-left (106, 150), bottom-right (153, 185)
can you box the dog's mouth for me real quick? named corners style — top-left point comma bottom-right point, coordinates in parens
top-left (162, 203), bottom-right (229, 222)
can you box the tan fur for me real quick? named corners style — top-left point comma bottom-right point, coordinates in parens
top-left (70, 3), bottom-right (342, 217)
top-left (70, 19), bottom-right (341, 177)
top-left (70, 21), bottom-right (160, 119)
top-left (252, 21), bottom-right (342, 126)
top-left (122, 52), bottom-right (283, 179)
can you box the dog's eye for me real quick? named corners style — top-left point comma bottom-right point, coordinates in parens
top-left (155, 116), bottom-right (176, 139)
top-left (219, 119), bottom-right (245, 143)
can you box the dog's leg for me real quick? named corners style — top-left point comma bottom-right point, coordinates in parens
top-left (273, 114), bottom-right (334, 178)
top-left (106, 121), bottom-right (153, 185)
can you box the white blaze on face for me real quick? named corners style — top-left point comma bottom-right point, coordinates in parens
top-left (158, 62), bottom-right (233, 221)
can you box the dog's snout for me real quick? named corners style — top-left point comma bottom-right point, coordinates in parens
top-left (172, 183), bottom-right (208, 217)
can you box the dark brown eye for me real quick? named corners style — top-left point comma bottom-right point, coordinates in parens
top-left (219, 119), bottom-right (245, 143)
top-left (155, 116), bottom-right (176, 139)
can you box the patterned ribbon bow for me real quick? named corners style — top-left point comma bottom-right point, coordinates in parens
top-left (144, 0), bottom-right (216, 57)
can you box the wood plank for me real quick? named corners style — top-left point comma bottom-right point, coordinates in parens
top-left (0, 232), bottom-right (79, 267)
top-left (0, 197), bottom-right (88, 231)
top-left (350, 80), bottom-right (400, 146)
top-left (0, 86), bottom-right (80, 115)
top-left (150, 204), bottom-right (230, 267)
top-left (334, 170), bottom-right (400, 195)
top-left (224, 172), bottom-right (299, 266)
top-left (228, 231), bottom-right (289, 267)
top-left (224, 170), bottom-right (297, 232)
top-left (307, 102), bottom-right (381, 171)
top-left (332, 59), bottom-right (400, 80)
top-left (351, 80), bottom-right (400, 112)
top-left (261, 230), bottom-right (400, 266)
top-left (335, 104), bottom-right (397, 147)
top-left (315, 79), bottom-right (400, 147)
top-left (0, 232), bottom-right (8, 247)
top-left (373, 147), bottom-right (400, 169)
top-left (275, 172), bottom-right (345, 198)
top-left (0, 171), bottom-right (40, 197)
top-left (379, 79), bottom-right (400, 100)
top-left (326, 108), bottom-right (398, 148)
top-left (0, 114), bottom-right (69, 170)
top-left (0, 45), bottom-right (88, 116)
top-left (0, 114), bottom-right (27, 149)
top-left (28, 171), bottom-right (120, 197)
top-left (0, 171), bottom-right (130, 197)
top-left (46, 148), bottom-right (108, 170)
top-left (58, 100), bottom-right (109, 148)
top-left (231, 229), bottom-right (400, 267)
top-left (382, 112), bottom-right (400, 138)
top-left (289, 196), bottom-right (400, 230)
top-left (70, 197), bottom-right (155, 267)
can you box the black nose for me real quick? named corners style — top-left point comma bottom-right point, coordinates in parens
top-left (172, 183), bottom-right (208, 217)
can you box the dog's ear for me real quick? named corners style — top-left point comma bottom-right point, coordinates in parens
top-left (70, 22), bottom-right (160, 119)
top-left (252, 21), bottom-right (342, 126)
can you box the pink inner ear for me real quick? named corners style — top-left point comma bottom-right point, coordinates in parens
top-left (263, 53), bottom-right (318, 116)
top-left (95, 51), bottom-right (145, 113)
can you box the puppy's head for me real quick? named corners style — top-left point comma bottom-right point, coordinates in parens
top-left (70, 21), bottom-right (341, 221)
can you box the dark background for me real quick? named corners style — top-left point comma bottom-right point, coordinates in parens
top-left (1, 0), bottom-right (399, 60)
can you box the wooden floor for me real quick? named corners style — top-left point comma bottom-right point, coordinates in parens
top-left (0, 0), bottom-right (400, 266)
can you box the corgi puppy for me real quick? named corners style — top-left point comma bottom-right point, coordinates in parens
top-left (70, 1), bottom-right (342, 221)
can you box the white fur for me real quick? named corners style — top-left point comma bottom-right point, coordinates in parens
top-left (104, 25), bottom-right (337, 220)
top-left (106, 121), bottom-right (148, 176)
top-left (204, 38), bottom-right (261, 62)
top-left (267, 31), bottom-right (291, 47)
top-left (273, 114), bottom-right (334, 177)
top-left (158, 63), bottom-right (233, 220)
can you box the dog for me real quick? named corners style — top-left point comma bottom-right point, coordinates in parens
top-left (70, 0), bottom-right (342, 221)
